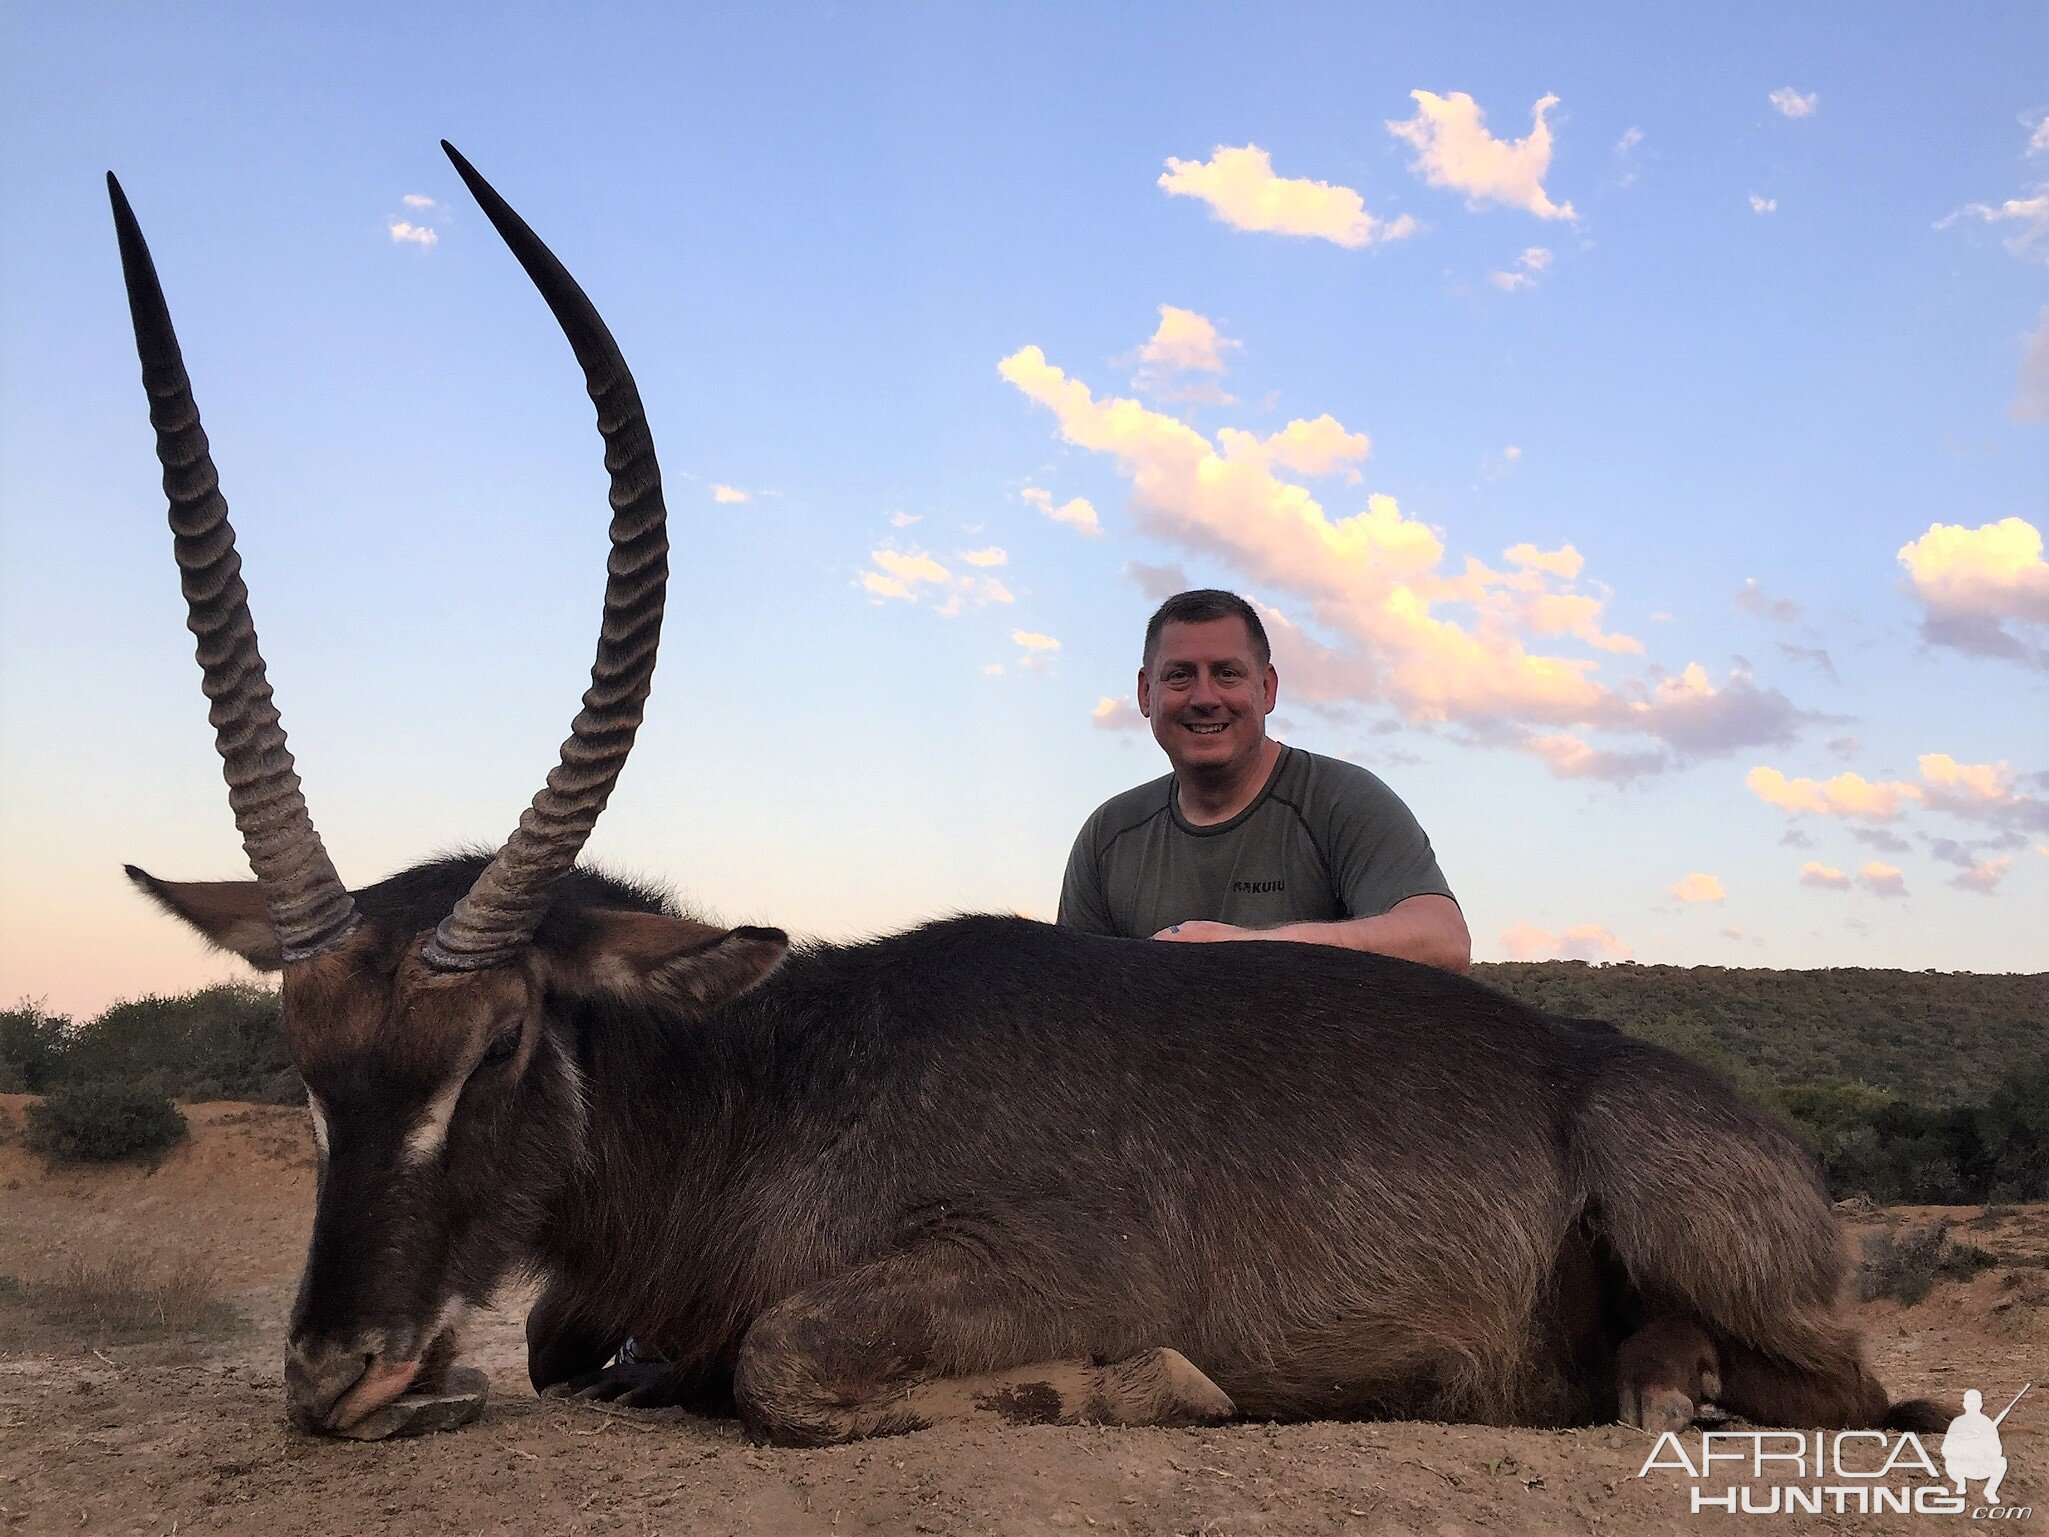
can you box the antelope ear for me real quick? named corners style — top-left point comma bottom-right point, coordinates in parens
top-left (124, 865), bottom-right (285, 971)
top-left (556, 909), bottom-right (788, 1009)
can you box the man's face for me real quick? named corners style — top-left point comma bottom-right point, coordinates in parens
top-left (1138, 616), bottom-right (1278, 780)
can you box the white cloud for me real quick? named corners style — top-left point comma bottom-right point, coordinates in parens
top-left (1916, 753), bottom-right (2009, 801)
top-left (1139, 305), bottom-right (1237, 374)
top-left (859, 546), bottom-right (950, 603)
top-left (1897, 516), bottom-right (2049, 660)
top-left (1747, 766), bottom-right (1918, 820)
top-left (1733, 577), bottom-right (1800, 624)
top-left (1387, 91), bottom-right (1576, 220)
top-left (1503, 542), bottom-right (1582, 580)
top-left (402, 193), bottom-right (437, 209)
top-left (1753, 753), bottom-right (2048, 837)
top-left (1749, 194), bottom-right (1778, 215)
top-left (1518, 732), bottom-right (1668, 784)
top-left (1942, 190), bottom-right (2049, 265)
top-left (1769, 87), bottom-right (1818, 119)
top-left (1216, 415), bottom-right (1371, 482)
top-left (1011, 630), bottom-right (1061, 669)
top-left (872, 547), bottom-right (948, 586)
top-left (1951, 854), bottom-right (2012, 893)
top-left (1614, 126), bottom-right (1645, 187)
top-left (1916, 753), bottom-right (2049, 831)
top-left (388, 220), bottom-right (438, 248)
top-left (1857, 861), bottom-right (1907, 898)
top-left (860, 572), bottom-right (912, 601)
top-left (857, 545), bottom-right (1011, 613)
top-left (1669, 872), bottom-right (1726, 904)
top-left (1497, 921), bottom-right (1630, 962)
top-left (960, 547), bottom-right (1007, 567)
top-left (982, 663), bottom-right (1004, 676)
top-left (1489, 246), bottom-right (1554, 292)
top-left (1020, 484), bottom-right (1103, 537)
top-left (1941, 122), bottom-right (2049, 267)
top-left (1090, 696), bottom-right (1145, 732)
top-left (1159, 144), bottom-right (1420, 248)
top-left (711, 484), bottom-right (751, 504)
top-left (2015, 308), bottom-right (2049, 424)
top-left (888, 510), bottom-right (922, 528)
top-left (1000, 345), bottom-right (1811, 774)
top-left (1799, 861), bottom-right (1850, 890)
top-left (1483, 445), bottom-right (1526, 481)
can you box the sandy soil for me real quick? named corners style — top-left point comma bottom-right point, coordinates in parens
top-left (0, 1095), bottom-right (2040, 1536)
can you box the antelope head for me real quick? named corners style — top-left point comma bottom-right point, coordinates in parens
top-left (112, 144), bottom-right (785, 1436)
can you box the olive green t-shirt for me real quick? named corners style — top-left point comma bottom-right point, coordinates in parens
top-left (1057, 745), bottom-right (1455, 939)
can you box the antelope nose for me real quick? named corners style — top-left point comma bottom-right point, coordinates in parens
top-left (284, 1341), bottom-right (369, 1430)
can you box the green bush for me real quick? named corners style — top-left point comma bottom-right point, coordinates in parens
top-left (61, 984), bottom-right (297, 1104)
top-left (1769, 1056), bottom-right (2049, 1204)
top-left (25, 1084), bottom-right (188, 1165)
top-left (1857, 1220), bottom-right (1999, 1306)
top-left (1770, 1082), bottom-right (1899, 1198)
top-left (0, 1003), bottom-right (71, 1093)
top-left (1978, 1054), bottom-right (2049, 1201)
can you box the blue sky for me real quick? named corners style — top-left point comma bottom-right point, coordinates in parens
top-left (3, 4), bottom-right (2045, 1016)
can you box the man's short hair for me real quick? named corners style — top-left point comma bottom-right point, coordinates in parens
top-left (1142, 589), bottom-right (1272, 671)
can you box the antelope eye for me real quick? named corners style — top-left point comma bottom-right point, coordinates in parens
top-left (479, 1029), bottom-right (521, 1068)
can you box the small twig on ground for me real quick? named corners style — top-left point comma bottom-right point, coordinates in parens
top-left (1398, 1459), bottom-right (1458, 1488)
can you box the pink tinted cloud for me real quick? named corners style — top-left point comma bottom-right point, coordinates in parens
top-left (1497, 921), bottom-right (1630, 961)
top-left (1001, 346), bottom-right (1808, 779)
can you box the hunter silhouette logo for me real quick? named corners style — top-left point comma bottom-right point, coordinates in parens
top-left (1943, 1384), bottom-right (2028, 1508)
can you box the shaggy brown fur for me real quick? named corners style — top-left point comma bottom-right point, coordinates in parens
top-left (137, 855), bottom-right (1933, 1444)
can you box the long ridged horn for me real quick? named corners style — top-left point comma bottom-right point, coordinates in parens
top-left (423, 143), bottom-right (671, 971)
top-left (109, 174), bottom-right (359, 962)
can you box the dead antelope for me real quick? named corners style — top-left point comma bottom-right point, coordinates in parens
top-left (112, 144), bottom-right (1938, 1446)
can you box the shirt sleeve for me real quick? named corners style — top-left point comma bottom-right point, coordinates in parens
top-left (1056, 820), bottom-right (1120, 935)
top-left (1318, 764), bottom-right (1455, 918)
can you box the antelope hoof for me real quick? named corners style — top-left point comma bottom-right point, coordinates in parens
top-left (331, 1366), bottom-right (489, 1441)
top-left (1089, 1347), bottom-right (1237, 1427)
top-left (1616, 1316), bottom-right (1717, 1434)
top-left (551, 1359), bottom-right (693, 1409)
top-left (1621, 1385), bottom-right (1697, 1435)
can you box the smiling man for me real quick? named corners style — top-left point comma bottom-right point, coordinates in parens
top-left (1059, 590), bottom-right (1471, 973)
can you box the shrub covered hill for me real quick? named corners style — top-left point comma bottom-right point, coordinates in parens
top-left (1474, 962), bottom-right (2048, 1206)
top-left (5, 965), bottom-right (2045, 1199)
top-left (1473, 962), bottom-right (2046, 1110)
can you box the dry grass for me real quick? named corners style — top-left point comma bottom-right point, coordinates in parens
top-left (19, 1250), bottom-right (239, 1341)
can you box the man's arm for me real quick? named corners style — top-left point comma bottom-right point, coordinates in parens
top-left (1155, 895), bottom-right (1471, 974)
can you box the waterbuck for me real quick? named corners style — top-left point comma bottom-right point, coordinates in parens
top-left (112, 144), bottom-right (1936, 1446)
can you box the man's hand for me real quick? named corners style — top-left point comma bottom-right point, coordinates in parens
top-left (1152, 921), bottom-right (1254, 943)
top-left (1147, 896), bottom-right (1470, 973)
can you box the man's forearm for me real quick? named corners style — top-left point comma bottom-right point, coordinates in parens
top-left (1263, 898), bottom-right (1471, 974)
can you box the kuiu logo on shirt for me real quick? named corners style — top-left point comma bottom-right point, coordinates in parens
top-left (1231, 879), bottom-right (1286, 894)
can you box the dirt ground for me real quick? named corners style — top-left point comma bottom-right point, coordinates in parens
top-left (0, 1095), bottom-right (2040, 1537)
